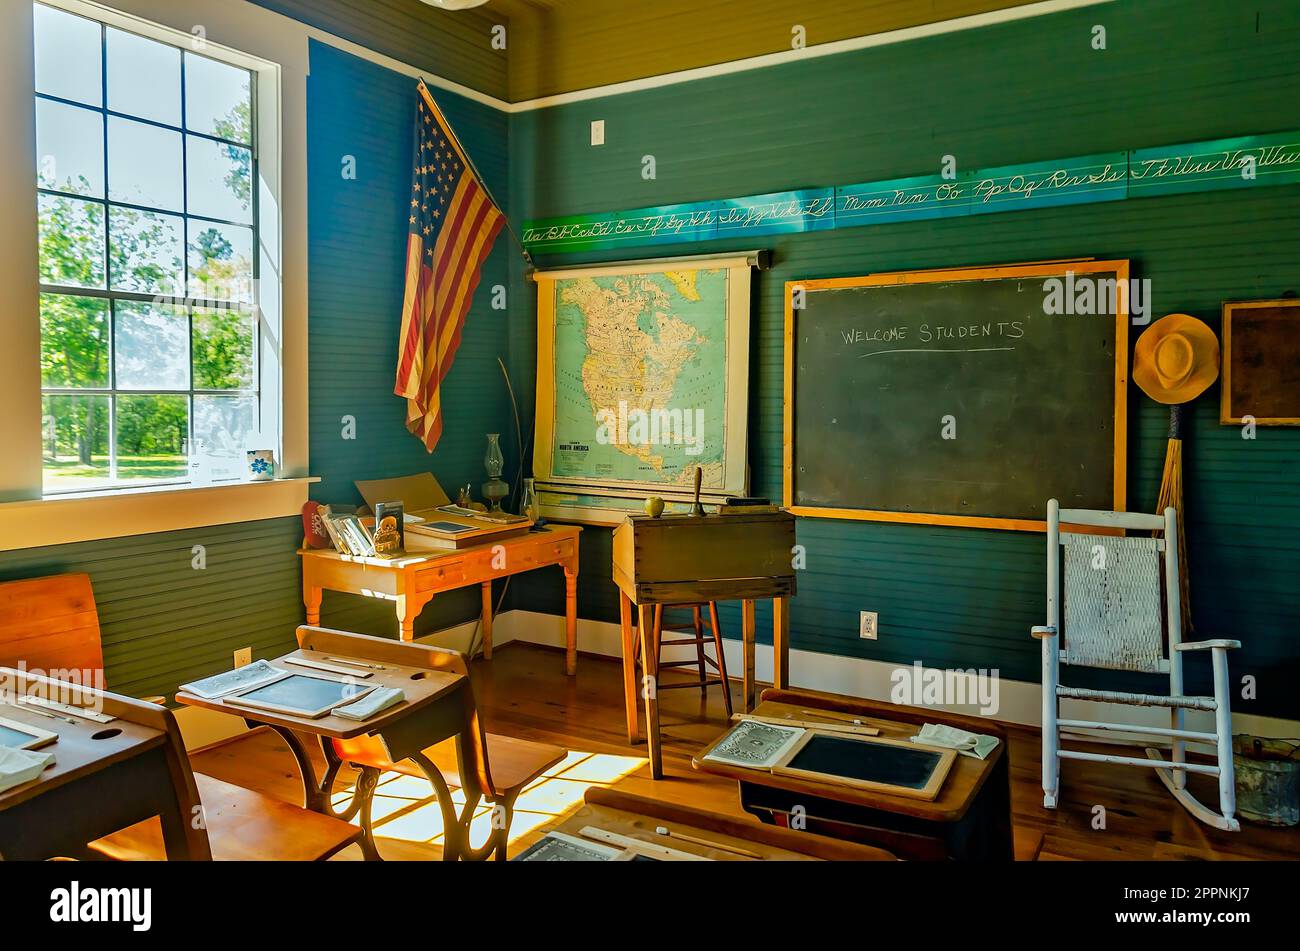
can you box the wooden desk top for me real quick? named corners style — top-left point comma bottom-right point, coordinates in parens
top-left (692, 699), bottom-right (1003, 823)
top-left (299, 524), bottom-right (581, 570)
top-left (546, 787), bottom-right (895, 861)
top-left (0, 694), bottom-right (165, 810)
top-left (175, 648), bottom-right (464, 739)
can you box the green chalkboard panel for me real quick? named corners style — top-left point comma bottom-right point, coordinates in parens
top-left (784, 261), bottom-right (1129, 530)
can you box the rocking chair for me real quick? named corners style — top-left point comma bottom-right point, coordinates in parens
top-left (1032, 500), bottom-right (1240, 831)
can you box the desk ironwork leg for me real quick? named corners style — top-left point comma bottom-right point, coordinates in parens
top-left (409, 750), bottom-right (467, 861)
top-left (620, 593), bottom-right (639, 743)
top-left (263, 724), bottom-right (328, 813)
top-left (352, 767), bottom-right (384, 861)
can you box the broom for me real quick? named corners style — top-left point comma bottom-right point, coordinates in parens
top-left (1156, 403), bottom-right (1192, 636)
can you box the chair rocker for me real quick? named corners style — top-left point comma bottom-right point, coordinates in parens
top-left (1032, 499), bottom-right (1240, 831)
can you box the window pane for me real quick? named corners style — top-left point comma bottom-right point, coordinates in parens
top-left (185, 54), bottom-right (251, 143)
top-left (114, 300), bottom-right (189, 390)
top-left (34, 5), bottom-right (102, 108)
top-left (108, 116), bottom-right (183, 211)
top-left (187, 135), bottom-right (252, 223)
top-left (36, 99), bottom-right (104, 197)
top-left (42, 394), bottom-right (110, 493)
top-left (194, 395), bottom-right (257, 453)
top-left (188, 221), bottom-right (254, 304)
top-left (115, 395), bottom-right (188, 482)
top-left (106, 27), bottom-right (180, 126)
top-left (41, 294), bottom-right (109, 388)
top-left (109, 206), bottom-right (184, 295)
top-left (38, 194), bottom-right (105, 289)
top-left (193, 307), bottom-right (255, 389)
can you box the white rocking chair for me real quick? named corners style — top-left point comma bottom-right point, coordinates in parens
top-left (1033, 499), bottom-right (1240, 831)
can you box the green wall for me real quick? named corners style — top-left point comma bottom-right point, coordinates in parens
top-left (507, 0), bottom-right (1300, 719)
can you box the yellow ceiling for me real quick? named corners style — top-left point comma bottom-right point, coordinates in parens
top-left (484, 0), bottom-right (1046, 102)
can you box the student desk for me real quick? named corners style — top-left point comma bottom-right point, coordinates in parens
top-left (0, 667), bottom-right (208, 861)
top-left (300, 524), bottom-right (582, 673)
top-left (176, 635), bottom-right (476, 861)
top-left (692, 689), bottom-right (1013, 861)
top-left (535, 786), bottom-right (896, 861)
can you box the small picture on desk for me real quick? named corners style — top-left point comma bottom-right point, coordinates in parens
top-left (702, 720), bottom-right (806, 770)
top-left (223, 672), bottom-right (375, 719)
top-left (0, 715), bottom-right (57, 750)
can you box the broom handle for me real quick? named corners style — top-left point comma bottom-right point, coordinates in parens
top-left (1168, 402), bottom-right (1185, 440)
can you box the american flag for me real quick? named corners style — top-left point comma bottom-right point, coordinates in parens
top-left (395, 82), bottom-right (504, 451)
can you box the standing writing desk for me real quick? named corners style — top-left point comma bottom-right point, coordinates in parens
top-left (612, 512), bottom-right (797, 779)
top-left (693, 689), bottom-right (1013, 861)
top-left (176, 628), bottom-right (479, 860)
top-left (300, 524), bottom-right (581, 674)
top-left (0, 667), bottom-right (208, 861)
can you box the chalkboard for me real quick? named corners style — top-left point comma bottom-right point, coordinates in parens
top-left (787, 734), bottom-right (943, 789)
top-left (1221, 299), bottom-right (1300, 425)
top-left (784, 261), bottom-right (1129, 530)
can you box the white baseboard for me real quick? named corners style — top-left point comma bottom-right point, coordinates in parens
top-left (496, 609), bottom-right (1300, 746)
top-left (176, 608), bottom-right (1299, 754)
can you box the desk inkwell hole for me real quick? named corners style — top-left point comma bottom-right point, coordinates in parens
top-left (410, 672), bottom-right (427, 681)
top-left (91, 728), bottom-right (122, 741)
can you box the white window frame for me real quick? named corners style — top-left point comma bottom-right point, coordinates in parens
top-left (0, 0), bottom-right (313, 550)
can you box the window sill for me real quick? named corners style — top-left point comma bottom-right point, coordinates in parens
top-left (0, 477), bottom-right (320, 553)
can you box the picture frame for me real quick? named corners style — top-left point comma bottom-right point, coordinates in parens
top-left (221, 671), bottom-right (376, 719)
top-left (1220, 298), bottom-right (1300, 426)
top-left (770, 729), bottom-right (957, 801)
top-left (0, 714), bottom-right (58, 750)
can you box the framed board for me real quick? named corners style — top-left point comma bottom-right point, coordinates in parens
top-left (0, 714), bottom-right (57, 750)
top-left (532, 252), bottom-right (754, 524)
top-left (770, 731), bottom-right (957, 801)
top-left (1220, 298), bottom-right (1300, 426)
top-left (784, 259), bottom-right (1129, 531)
top-left (223, 672), bottom-right (374, 719)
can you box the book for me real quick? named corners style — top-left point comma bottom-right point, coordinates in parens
top-left (701, 720), bottom-right (806, 770)
top-left (180, 659), bottom-right (285, 700)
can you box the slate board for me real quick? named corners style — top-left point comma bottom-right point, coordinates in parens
top-left (787, 262), bottom-right (1127, 527)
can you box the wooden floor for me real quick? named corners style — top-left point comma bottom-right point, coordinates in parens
top-left (192, 642), bottom-right (1300, 861)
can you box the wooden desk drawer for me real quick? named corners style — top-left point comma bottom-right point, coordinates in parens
top-left (415, 561), bottom-right (466, 591)
top-left (541, 538), bottom-right (575, 563)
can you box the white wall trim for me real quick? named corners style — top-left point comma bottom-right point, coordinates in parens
top-left (505, 0), bottom-right (1115, 112)
top-left (495, 609), bottom-right (1300, 747)
top-left (238, 0), bottom-right (1115, 115)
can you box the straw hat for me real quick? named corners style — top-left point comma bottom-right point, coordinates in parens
top-left (1133, 314), bottom-right (1220, 405)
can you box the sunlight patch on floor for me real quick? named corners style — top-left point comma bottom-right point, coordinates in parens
top-left (333, 751), bottom-right (646, 852)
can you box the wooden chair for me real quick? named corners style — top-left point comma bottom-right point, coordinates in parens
top-left (634, 602), bottom-right (733, 718)
top-left (300, 626), bottom-right (566, 861)
top-left (0, 573), bottom-right (363, 860)
top-left (1034, 500), bottom-right (1241, 831)
top-left (90, 773), bottom-right (361, 861)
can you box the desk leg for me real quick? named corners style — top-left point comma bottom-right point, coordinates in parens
top-left (619, 593), bottom-right (639, 743)
top-left (564, 567), bottom-right (578, 676)
top-left (304, 579), bottom-right (322, 627)
top-left (264, 724), bottom-right (329, 814)
top-left (773, 597), bottom-right (791, 691)
top-left (409, 750), bottom-right (466, 861)
top-left (742, 599), bottom-right (757, 712)
top-left (481, 582), bottom-right (494, 660)
top-left (396, 592), bottom-right (430, 642)
top-left (638, 602), bottom-right (663, 779)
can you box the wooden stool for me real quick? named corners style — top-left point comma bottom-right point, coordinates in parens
top-left (634, 602), bottom-right (733, 719)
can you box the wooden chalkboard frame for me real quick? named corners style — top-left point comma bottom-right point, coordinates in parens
top-left (770, 730), bottom-right (957, 801)
top-left (783, 259), bottom-right (1130, 532)
top-left (1220, 298), bottom-right (1300, 426)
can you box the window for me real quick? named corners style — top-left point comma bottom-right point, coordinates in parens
top-left (34, 2), bottom-right (263, 494)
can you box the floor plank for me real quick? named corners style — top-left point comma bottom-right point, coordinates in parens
top-left (189, 642), bottom-right (1300, 861)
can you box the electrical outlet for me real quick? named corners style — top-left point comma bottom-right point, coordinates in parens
top-left (590, 119), bottom-right (605, 146)
top-left (859, 611), bottom-right (878, 640)
top-left (233, 647), bottom-right (252, 668)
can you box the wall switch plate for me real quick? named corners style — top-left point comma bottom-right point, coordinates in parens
top-left (590, 119), bottom-right (605, 146)
top-left (233, 647), bottom-right (253, 668)
top-left (860, 611), bottom-right (878, 640)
